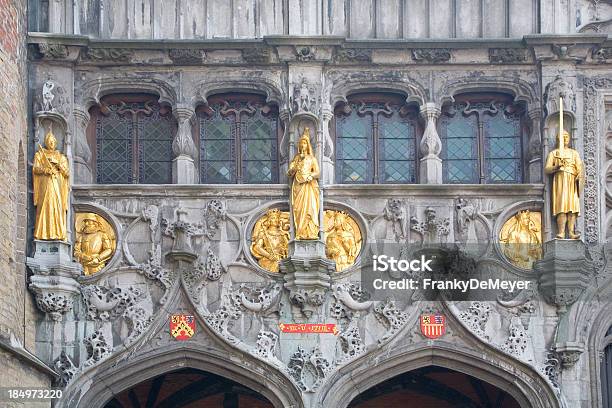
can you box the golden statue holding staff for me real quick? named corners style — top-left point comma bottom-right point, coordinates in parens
top-left (33, 129), bottom-right (70, 241)
top-left (544, 97), bottom-right (584, 239)
top-left (287, 128), bottom-right (320, 240)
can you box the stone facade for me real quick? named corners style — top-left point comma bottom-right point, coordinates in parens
top-left (0, 0), bottom-right (54, 404)
top-left (10, 0), bottom-right (612, 407)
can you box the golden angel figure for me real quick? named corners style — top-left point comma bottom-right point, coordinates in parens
top-left (544, 130), bottom-right (584, 239)
top-left (287, 128), bottom-right (320, 240)
top-left (33, 130), bottom-right (69, 241)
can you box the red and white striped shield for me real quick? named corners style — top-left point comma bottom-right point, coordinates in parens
top-left (420, 314), bottom-right (446, 339)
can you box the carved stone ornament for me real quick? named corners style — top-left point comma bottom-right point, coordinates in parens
top-left (168, 49), bottom-right (205, 64)
top-left (410, 207), bottom-right (450, 244)
top-left (295, 46), bottom-right (314, 61)
top-left (411, 48), bottom-right (451, 63)
top-left (242, 47), bottom-right (271, 63)
top-left (543, 351), bottom-right (561, 388)
top-left (137, 245), bottom-right (173, 304)
top-left (42, 80), bottom-right (56, 111)
top-left (81, 285), bottom-right (144, 321)
top-left (83, 48), bottom-right (133, 62)
top-left (489, 48), bottom-right (528, 64)
top-left (291, 79), bottom-right (316, 114)
top-left (289, 288), bottom-right (325, 319)
top-left (53, 351), bottom-right (77, 387)
top-left (254, 330), bottom-right (278, 360)
top-left (35, 292), bottom-right (73, 322)
top-left (83, 329), bottom-right (113, 367)
top-left (335, 48), bottom-right (372, 63)
top-left (459, 301), bottom-right (491, 340)
top-left (37, 43), bottom-right (69, 59)
top-left (545, 76), bottom-right (577, 115)
top-left (501, 317), bottom-right (528, 357)
top-left (499, 210), bottom-right (542, 269)
top-left (557, 349), bottom-right (582, 368)
top-left (384, 199), bottom-right (407, 240)
top-left (287, 346), bottom-right (331, 392)
top-left (593, 47), bottom-right (612, 62)
top-left (455, 198), bottom-right (478, 242)
top-left (373, 298), bottom-right (409, 342)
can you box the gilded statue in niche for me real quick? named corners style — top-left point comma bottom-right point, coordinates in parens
top-left (544, 97), bottom-right (584, 239)
top-left (250, 209), bottom-right (290, 272)
top-left (287, 128), bottom-right (320, 240)
top-left (33, 129), bottom-right (70, 241)
top-left (499, 210), bottom-right (542, 269)
top-left (74, 213), bottom-right (116, 275)
top-left (324, 210), bottom-right (362, 272)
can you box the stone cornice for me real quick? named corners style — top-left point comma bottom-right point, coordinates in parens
top-left (0, 335), bottom-right (59, 379)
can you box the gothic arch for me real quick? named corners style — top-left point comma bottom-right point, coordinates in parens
top-left (77, 76), bottom-right (178, 110)
top-left (195, 75), bottom-right (284, 107)
top-left (437, 76), bottom-right (539, 107)
top-left (319, 343), bottom-right (560, 408)
top-left (588, 297), bottom-right (612, 407)
top-left (59, 342), bottom-right (303, 408)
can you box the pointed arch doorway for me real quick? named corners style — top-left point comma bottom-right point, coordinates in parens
top-left (348, 366), bottom-right (520, 408)
top-left (104, 368), bottom-right (273, 408)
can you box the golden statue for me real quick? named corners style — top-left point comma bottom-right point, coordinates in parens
top-left (74, 213), bottom-right (116, 275)
top-left (324, 210), bottom-right (362, 271)
top-left (499, 210), bottom-right (542, 269)
top-left (250, 209), bottom-right (290, 272)
top-left (544, 97), bottom-right (584, 239)
top-left (287, 128), bottom-right (320, 240)
top-left (33, 130), bottom-right (70, 241)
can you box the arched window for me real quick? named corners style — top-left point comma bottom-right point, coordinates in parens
top-left (439, 93), bottom-right (525, 184)
top-left (90, 94), bottom-right (175, 184)
top-left (197, 93), bottom-right (279, 184)
top-left (335, 93), bottom-right (419, 184)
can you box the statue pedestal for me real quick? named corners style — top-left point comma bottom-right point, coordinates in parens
top-left (26, 240), bottom-right (82, 322)
top-left (281, 240), bottom-right (335, 320)
top-left (534, 239), bottom-right (591, 313)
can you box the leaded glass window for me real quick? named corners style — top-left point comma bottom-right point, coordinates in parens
top-left (439, 94), bottom-right (524, 184)
top-left (94, 96), bottom-right (175, 184)
top-left (198, 95), bottom-right (279, 184)
top-left (335, 94), bottom-right (418, 184)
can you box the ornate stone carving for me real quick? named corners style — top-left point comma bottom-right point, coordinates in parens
top-left (459, 301), bottom-right (491, 340)
top-left (419, 103), bottom-right (443, 183)
top-left (335, 48), bottom-right (372, 63)
top-left (411, 48), bottom-right (451, 63)
top-left (142, 205), bottom-right (159, 240)
top-left (53, 351), bottom-right (77, 387)
top-left (338, 321), bottom-right (365, 363)
top-left (242, 47), bottom-right (271, 63)
top-left (373, 298), bottom-right (408, 342)
top-left (83, 330), bottom-right (113, 367)
top-left (331, 283), bottom-right (372, 321)
top-left (542, 352), bottom-right (561, 388)
top-left (168, 49), bottom-right (205, 64)
top-left (583, 77), bottom-right (612, 243)
top-left (289, 288), bottom-right (325, 319)
top-left (545, 76), bottom-right (576, 115)
top-left (291, 79), bottom-right (316, 114)
top-left (206, 290), bottom-right (242, 342)
top-left (137, 246), bottom-right (172, 304)
top-left (593, 47), bottom-right (612, 62)
top-left (489, 48), bottom-right (528, 63)
top-left (254, 330), bottom-right (278, 360)
top-left (34, 292), bottom-right (73, 322)
top-left (557, 349), bottom-right (582, 368)
top-left (42, 80), bottom-right (56, 111)
top-left (80, 285), bottom-right (143, 321)
top-left (287, 346), bottom-right (330, 392)
top-left (183, 249), bottom-right (225, 303)
top-left (83, 48), bottom-right (133, 62)
top-left (238, 283), bottom-right (282, 314)
top-left (384, 199), bottom-right (407, 241)
top-left (455, 198), bottom-right (478, 241)
top-left (295, 46), bottom-right (314, 61)
top-left (410, 207), bottom-right (450, 244)
top-left (501, 317), bottom-right (528, 357)
top-left (172, 106), bottom-right (197, 159)
top-left (37, 43), bottom-right (69, 59)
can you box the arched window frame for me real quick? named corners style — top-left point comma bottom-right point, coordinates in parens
top-left (601, 327), bottom-right (612, 408)
top-left (88, 94), bottom-right (176, 184)
top-left (333, 93), bottom-right (420, 184)
top-left (196, 93), bottom-right (280, 184)
top-left (438, 93), bottom-right (527, 184)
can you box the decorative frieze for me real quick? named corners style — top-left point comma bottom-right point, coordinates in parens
top-left (83, 48), bottom-right (133, 62)
top-left (335, 48), bottom-right (372, 63)
top-left (168, 49), bottom-right (205, 64)
top-left (489, 48), bottom-right (528, 64)
top-left (411, 48), bottom-right (451, 63)
top-left (83, 330), bottom-right (113, 367)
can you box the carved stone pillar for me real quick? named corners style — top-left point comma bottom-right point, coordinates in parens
top-left (419, 103), bottom-right (442, 184)
top-left (172, 105), bottom-right (198, 184)
top-left (73, 107), bottom-right (93, 184)
top-left (279, 108), bottom-right (291, 184)
top-left (319, 107), bottom-right (334, 184)
top-left (527, 107), bottom-right (543, 183)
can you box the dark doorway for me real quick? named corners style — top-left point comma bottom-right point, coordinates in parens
top-left (348, 366), bottom-right (521, 408)
top-left (104, 368), bottom-right (273, 408)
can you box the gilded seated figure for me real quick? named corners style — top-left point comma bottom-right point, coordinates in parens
top-left (500, 210), bottom-right (542, 269)
top-left (74, 214), bottom-right (114, 275)
top-left (325, 211), bottom-right (360, 271)
top-left (250, 209), bottom-right (290, 272)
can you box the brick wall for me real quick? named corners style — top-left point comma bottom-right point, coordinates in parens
top-left (0, 0), bottom-right (52, 397)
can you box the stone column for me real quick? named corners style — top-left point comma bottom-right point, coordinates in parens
top-left (72, 107), bottom-right (93, 184)
top-left (279, 108), bottom-right (291, 184)
top-left (172, 105), bottom-right (198, 184)
top-left (319, 106), bottom-right (334, 184)
top-left (419, 103), bottom-right (442, 184)
top-left (527, 107), bottom-right (543, 183)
